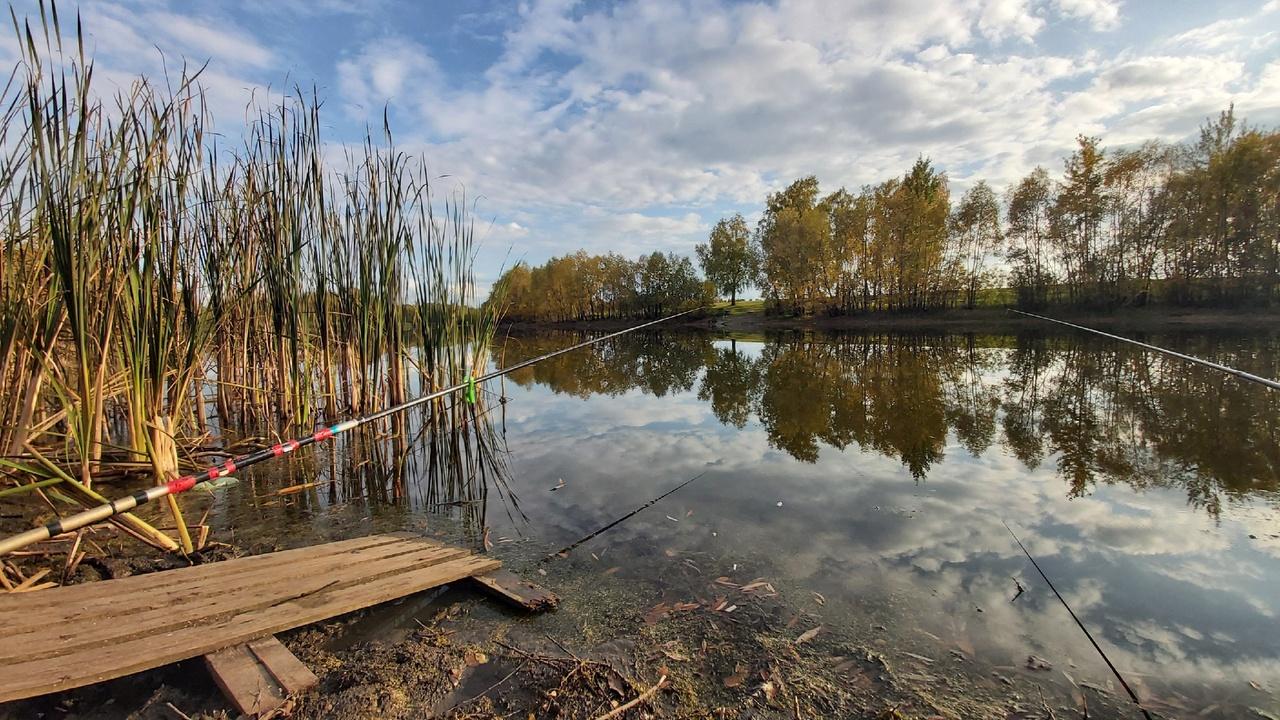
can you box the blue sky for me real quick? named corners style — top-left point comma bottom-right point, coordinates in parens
top-left (6, 0), bottom-right (1280, 296)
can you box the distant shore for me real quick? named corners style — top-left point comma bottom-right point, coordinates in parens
top-left (500, 305), bottom-right (1280, 334)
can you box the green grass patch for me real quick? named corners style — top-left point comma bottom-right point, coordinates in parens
top-left (711, 299), bottom-right (766, 316)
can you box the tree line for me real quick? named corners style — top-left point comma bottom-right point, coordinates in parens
top-left (748, 106), bottom-right (1279, 312)
top-left (493, 106), bottom-right (1278, 320)
top-left (491, 250), bottom-right (714, 321)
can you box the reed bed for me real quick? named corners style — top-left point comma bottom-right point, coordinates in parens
top-left (0, 6), bottom-right (504, 561)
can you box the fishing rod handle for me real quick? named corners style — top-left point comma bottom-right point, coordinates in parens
top-left (0, 492), bottom-right (144, 556)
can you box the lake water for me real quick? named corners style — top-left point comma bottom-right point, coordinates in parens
top-left (215, 327), bottom-right (1280, 718)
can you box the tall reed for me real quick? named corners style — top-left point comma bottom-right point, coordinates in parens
top-left (0, 3), bottom-right (505, 560)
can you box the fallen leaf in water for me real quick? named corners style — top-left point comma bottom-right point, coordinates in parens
top-left (604, 566), bottom-right (621, 575)
top-left (644, 602), bottom-right (671, 625)
top-left (723, 604), bottom-right (738, 613)
top-left (673, 601), bottom-right (700, 612)
top-left (812, 591), bottom-right (826, 606)
top-left (549, 478), bottom-right (565, 491)
top-left (686, 509), bottom-right (694, 517)
top-left (761, 680), bottom-right (777, 702)
top-left (276, 481), bottom-right (317, 496)
top-left (796, 626), bottom-right (822, 645)
top-left (664, 549), bottom-right (679, 557)
top-left (194, 476), bottom-right (239, 493)
top-left (714, 577), bottom-right (739, 588)
top-left (464, 649), bottom-right (489, 666)
top-left (740, 579), bottom-right (770, 592)
top-left (1026, 655), bottom-right (1052, 671)
top-left (724, 663), bottom-right (748, 688)
top-left (608, 672), bottom-right (627, 698)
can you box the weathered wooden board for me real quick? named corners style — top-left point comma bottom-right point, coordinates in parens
top-left (205, 636), bottom-right (317, 717)
top-left (205, 642), bottom-right (286, 716)
top-left (0, 533), bottom-right (500, 703)
top-left (469, 569), bottom-right (559, 611)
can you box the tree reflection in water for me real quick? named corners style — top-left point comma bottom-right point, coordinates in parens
top-left (499, 329), bottom-right (1280, 516)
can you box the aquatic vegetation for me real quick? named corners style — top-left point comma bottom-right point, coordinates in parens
top-left (0, 7), bottom-right (501, 555)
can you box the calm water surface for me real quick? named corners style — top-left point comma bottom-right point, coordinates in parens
top-left (218, 328), bottom-right (1280, 718)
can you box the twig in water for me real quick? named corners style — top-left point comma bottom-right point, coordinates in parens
top-left (591, 675), bottom-right (667, 720)
top-left (1002, 520), bottom-right (1152, 720)
top-left (1037, 685), bottom-right (1058, 720)
top-left (452, 659), bottom-right (527, 710)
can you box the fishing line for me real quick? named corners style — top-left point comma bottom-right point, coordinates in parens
top-left (0, 308), bottom-right (700, 556)
top-left (1002, 520), bottom-right (1153, 720)
top-left (541, 472), bottom-right (706, 562)
top-left (1011, 309), bottom-right (1280, 391)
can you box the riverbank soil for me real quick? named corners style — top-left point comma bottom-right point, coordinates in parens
top-left (0, 542), bottom-right (1133, 720)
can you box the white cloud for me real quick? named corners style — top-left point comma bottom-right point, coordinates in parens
top-left (977, 0), bottom-right (1044, 42)
top-left (336, 38), bottom-right (440, 116)
top-left (148, 12), bottom-right (274, 69)
top-left (1051, 0), bottom-right (1123, 31)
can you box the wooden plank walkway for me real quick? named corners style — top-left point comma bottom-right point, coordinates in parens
top-left (0, 532), bottom-right (501, 704)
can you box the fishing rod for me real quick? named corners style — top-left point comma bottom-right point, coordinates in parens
top-left (541, 471), bottom-right (706, 562)
top-left (1011, 309), bottom-right (1280, 391)
top-left (1003, 520), bottom-right (1154, 720)
top-left (0, 308), bottom-right (700, 556)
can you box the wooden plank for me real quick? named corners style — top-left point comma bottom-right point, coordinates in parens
top-left (0, 539), bottom-right (457, 656)
top-left (205, 643), bottom-right (285, 717)
top-left (204, 636), bottom-right (317, 717)
top-left (247, 636), bottom-right (317, 696)
top-left (0, 533), bottom-right (425, 622)
top-left (0, 554), bottom-right (501, 702)
top-left (468, 569), bottom-right (559, 611)
top-left (2, 544), bottom-right (470, 665)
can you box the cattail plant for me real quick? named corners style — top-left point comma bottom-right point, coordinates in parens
top-left (0, 3), bottom-right (509, 565)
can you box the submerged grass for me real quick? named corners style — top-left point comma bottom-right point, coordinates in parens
top-left (0, 4), bottom-right (504, 565)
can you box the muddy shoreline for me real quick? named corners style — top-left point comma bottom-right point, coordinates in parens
top-left (500, 306), bottom-right (1280, 335)
top-left (0, 532), bottom-right (1123, 720)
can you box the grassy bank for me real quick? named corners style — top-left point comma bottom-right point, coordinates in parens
top-left (500, 299), bottom-right (1280, 334)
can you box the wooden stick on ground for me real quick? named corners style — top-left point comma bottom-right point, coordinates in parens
top-left (592, 675), bottom-right (667, 720)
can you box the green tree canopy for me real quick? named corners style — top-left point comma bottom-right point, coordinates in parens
top-left (695, 213), bottom-right (757, 305)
